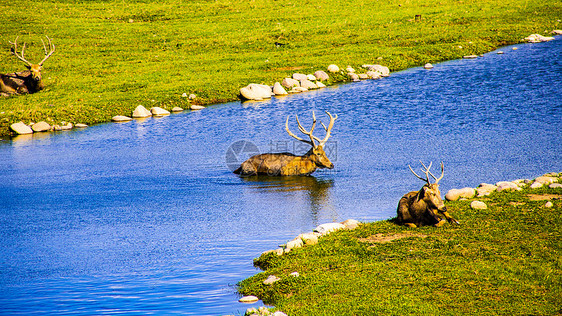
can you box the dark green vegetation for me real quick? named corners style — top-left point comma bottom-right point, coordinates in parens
top-left (239, 180), bottom-right (562, 315)
top-left (1, 0), bottom-right (560, 136)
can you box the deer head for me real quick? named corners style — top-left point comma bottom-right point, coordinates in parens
top-left (9, 36), bottom-right (55, 82)
top-left (409, 161), bottom-right (445, 211)
top-left (285, 111), bottom-right (337, 169)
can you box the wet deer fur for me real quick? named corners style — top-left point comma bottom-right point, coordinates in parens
top-left (0, 36), bottom-right (55, 96)
top-left (397, 161), bottom-right (459, 227)
top-left (234, 111), bottom-right (337, 176)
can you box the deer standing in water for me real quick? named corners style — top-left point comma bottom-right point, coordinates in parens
top-left (397, 161), bottom-right (460, 227)
top-left (0, 36), bottom-right (56, 96)
top-left (234, 111), bottom-right (337, 176)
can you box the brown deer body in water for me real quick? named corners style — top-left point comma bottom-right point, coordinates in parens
top-left (0, 36), bottom-right (55, 96)
top-left (234, 111), bottom-right (337, 176)
top-left (397, 161), bottom-right (460, 227)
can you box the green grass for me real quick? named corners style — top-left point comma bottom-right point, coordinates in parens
top-left (1, 0), bottom-right (560, 136)
top-left (239, 177), bottom-right (562, 315)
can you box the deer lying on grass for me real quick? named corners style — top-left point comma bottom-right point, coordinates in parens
top-left (234, 111), bottom-right (337, 176)
top-left (397, 161), bottom-right (460, 227)
top-left (0, 36), bottom-right (55, 96)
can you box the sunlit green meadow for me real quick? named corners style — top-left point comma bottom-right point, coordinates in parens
top-left (0, 0), bottom-right (560, 136)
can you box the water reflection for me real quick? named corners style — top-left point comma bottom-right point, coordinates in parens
top-left (240, 175), bottom-right (335, 224)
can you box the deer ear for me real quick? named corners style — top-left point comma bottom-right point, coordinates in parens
top-left (416, 187), bottom-right (426, 201)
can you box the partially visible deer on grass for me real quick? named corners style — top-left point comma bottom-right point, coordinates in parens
top-left (234, 111), bottom-right (337, 176)
top-left (0, 36), bottom-right (56, 96)
top-left (397, 161), bottom-right (460, 227)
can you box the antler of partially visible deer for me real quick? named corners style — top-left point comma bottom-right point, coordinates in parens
top-left (1, 36), bottom-right (56, 96)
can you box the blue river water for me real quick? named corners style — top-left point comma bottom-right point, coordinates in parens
top-left (0, 38), bottom-right (560, 315)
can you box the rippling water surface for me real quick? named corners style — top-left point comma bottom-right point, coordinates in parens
top-left (1, 39), bottom-right (561, 315)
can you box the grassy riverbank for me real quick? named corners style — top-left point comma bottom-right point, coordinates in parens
top-left (239, 175), bottom-right (562, 315)
top-left (0, 0), bottom-right (560, 136)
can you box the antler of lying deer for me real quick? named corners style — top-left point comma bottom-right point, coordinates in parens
top-left (9, 36), bottom-right (55, 66)
top-left (409, 161), bottom-right (444, 184)
top-left (286, 111), bottom-right (337, 148)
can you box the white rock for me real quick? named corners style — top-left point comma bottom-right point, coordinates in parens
top-left (423, 63), bottom-right (434, 69)
top-left (299, 79), bottom-right (318, 89)
top-left (171, 107), bottom-right (184, 112)
top-left (281, 77), bottom-right (300, 88)
top-left (341, 219), bottom-right (360, 230)
top-left (358, 73), bottom-right (369, 80)
top-left (530, 182), bottom-right (543, 189)
top-left (181, 92), bottom-right (188, 98)
top-left (497, 51), bottom-right (504, 54)
top-left (316, 81), bottom-right (326, 88)
top-left (545, 201), bottom-right (554, 208)
top-left (346, 66), bottom-right (355, 73)
top-left (10, 122), bottom-right (33, 135)
top-left (263, 275), bottom-right (281, 285)
top-left (463, 55), bottom-right (479, 59)
top-left (445, 187), bottom-right (476, 201)
top-left (240, 84), bottom-right (272, 101)
top-left (348, 73), bottom-right (359, 80)
top-left (327, 64), bottom-right (340, 73)
top-left (75, 123), bottom-right (88, 128)
top-left (470, 201), bottom-right (487, 210)
top-left (366, 71), bottom-right (382, 79)
top-left (552, 30), bottom-right (562, 35)
top-left (285, 238), bottom-right (303, 251)
top-left (314, 70), bottom-right (329, 81)
top-left (292, 73), bottom-right (308, 81)
top-left (524, 34), bottom-right (555, 43)
top-left (550, 183), bottom-right (562, 189)
top-left (314, 223), bottom-right (346, 235)
top-left (190, 105), bottom-right (205, 110)
top-left (273, 82), bottom-right (288, 95)
top-left (534, 176), bottom-right (557, 185)
top-left (273, 312), bottom-right (288, 316)
top-left (496, 181), bottom-right (522, 192)
top-left (306, 74), bottom-right (316, 81)
top-left (111, 115), bottom-right (132, 122)
top-left (189, 94), bottom-right (197, 100)
top-left (132, 105), bottom-right (152, 118)
top-left (363, 64), bottom-right (390, 76)
top-left (31, 121), bottom-right (51, 132)
top-left (290, 272), bottom-right (300, 277)
top-left (298, 232), bottom-right (319, 245)
top-left (239, 295), bottom-right (259, 303)
top-left (151, 107), bottom-right (170, 116)
top-left (61, 122), bottom-right (73, 130)
top-left (290, 87), bottom-right (308, 93)
top-left (477, 183), bottom-right (497, 197)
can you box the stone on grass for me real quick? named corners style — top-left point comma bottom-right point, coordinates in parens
top-left (341, 219), bottom-right (360, 230)
top-left (239, 295), bottom-right (259, 303)
top-left (285, 238), bottom-right (303, 251)
top-left (61, 122), bottom-right (73, 130)
top-left (240, 84), bottom-right (272, 101)
top-left (191, 105), bottom-right (205, 110)
top-left (327, 64), bottom-right (340, 73)
top-left (290, 87), bottom-right (308, 93)
top-left (75, 123), bottom-right (88, 128)
top-left (530, 182), bottom-right (543, 189)
top-left (10, 122), bottom-right (33, 135)
top-left (290, 272), bottom-right (300, 277)
top-left (496, 181), bottom-right (522, 192)
top-left (477, 183), bottom-right (497, 197)
top-left (273, 82), bottom-right (288, 95)
top-left (31, 121), bottom-right (51, 132)
top-left (550, 183), bottom-right (562, 189)
top-left (171, 107), bottom-right (184, 112)
top-left (281, 78), bottom-right (300, 89)
top-left (363, 64), bottom-right (390, 76)
top-left (299, 79), bottom-right (318, 89)
top-left (346, 66), bottom-right (355, 73)
top-left (306, 74), bottom-right (316, 81)
top-left (524, 34), bottom-right (555, 43)
top-left (292, 73), bottom-right (308, 81)
top-left (471, 201), bottom-right (488, 210)
top-left (545, 201), bottom-right (554, 208)
top-left (314, 222), bottom-right (346, 235)
top-left (273, 312), bottom-right (288, 316)
top-left (263, 275), bottom-right (281, 285)
top-left (316, 81), bottom-right (326, 88)
top-left (358, 73), bottom-right (369, 79)
top-left (132, 105), bottom-right (152, 118)
top-left (445, 187), bottom-right (476, 201)
top-left (111, 115), bottom-right (132, 122)
top-left (151, 107), bottom-right (170, 116)
top-left (298, 232), bottom-right (319, 245)
top-left (348, 73), bottom-right (359, 81)
top-left (366, 71), bottom-right (382, 79)
top-left (463, 55), bottom-right (479, 59)
top-left (314, 70), bottom-right (329, 81)
top-left (552, 30), bottom-right (562, 35)
top-left (534, 176), bottom-right (557, 185)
